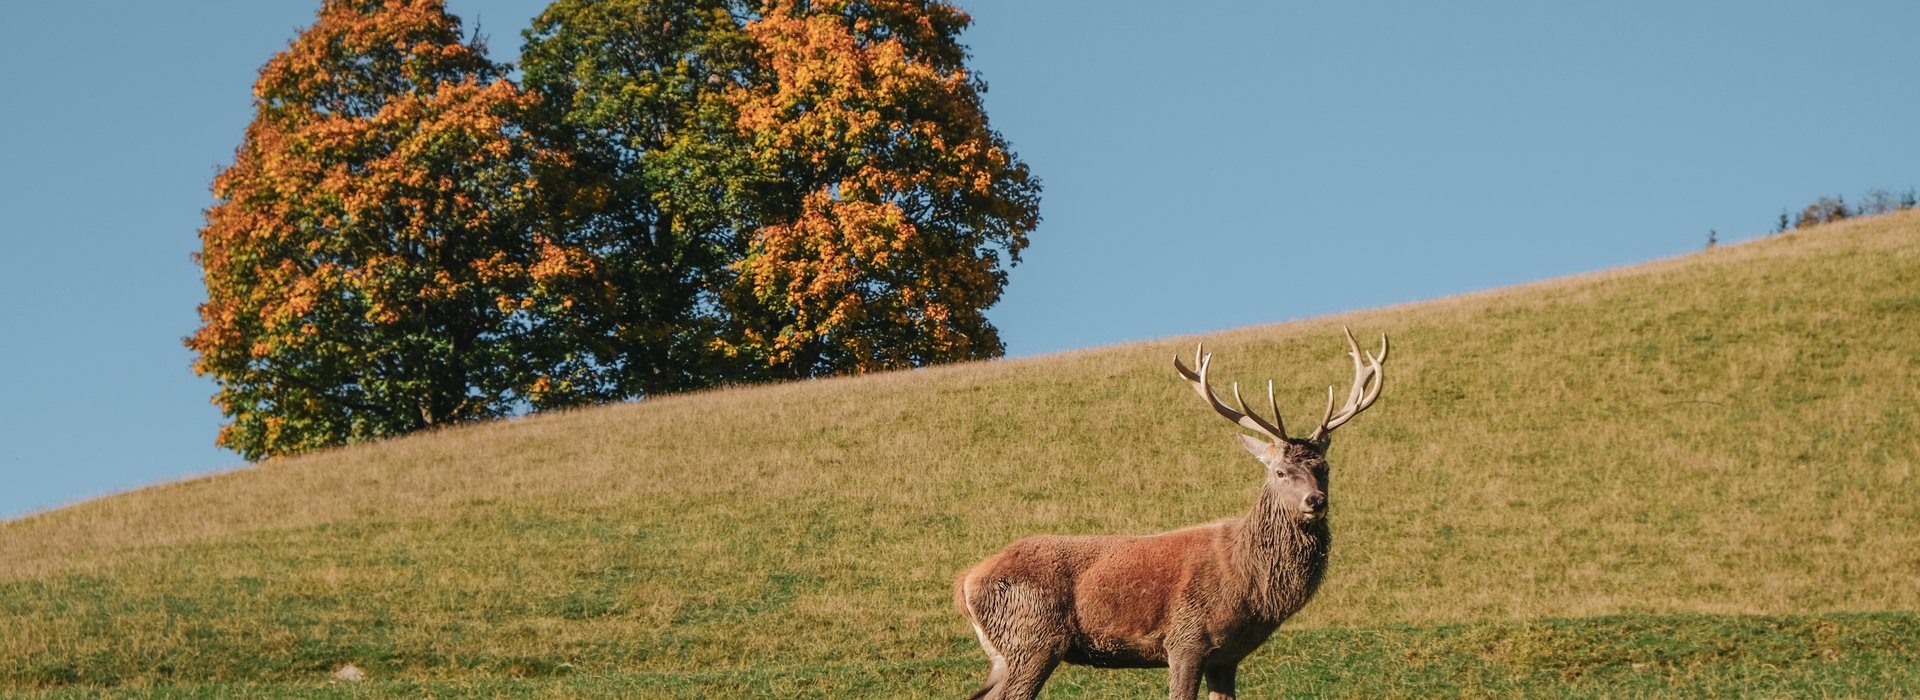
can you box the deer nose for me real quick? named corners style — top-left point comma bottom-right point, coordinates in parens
top-left (1303, 493), bottom-right (1326, 513)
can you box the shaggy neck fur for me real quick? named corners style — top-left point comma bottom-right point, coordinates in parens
top-left (1231, 484), bottom-right (1332, 621)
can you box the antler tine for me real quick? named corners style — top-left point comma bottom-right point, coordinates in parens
top-left (1172, 342), bottom-right (1204, 383)
top-left (1340, 327), bottom-right (1369, 411)
top-left (1355, 334), bottom-right (1389, 416)
top-left (1173, 342), bottom-right (1289, 442)
top-left (1231, 381), bottom-right (1288, 440)
top-left (1267, 380), bottom-right (1284, 438)
top-left (1310, 329), bottom-right (1389, 442)
top-left (1316, 384), bottom-right (1336, 440)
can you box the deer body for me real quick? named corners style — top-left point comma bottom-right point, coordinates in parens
top-left (956, 332), bottom-right (1386, 700)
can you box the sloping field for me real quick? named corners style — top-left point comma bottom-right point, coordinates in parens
top-left (4, 212), bottom-right (1918, 697)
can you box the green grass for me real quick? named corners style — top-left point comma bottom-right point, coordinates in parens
top-left (12, 613), bottom-right (1920, 697)
top-left (4, 211), bottom-right (1918, 697)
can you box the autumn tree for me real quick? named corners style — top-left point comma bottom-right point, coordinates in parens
top-left (188, 0), bottom-right (608, 459)
top-left (522, 0), bottom-right (1041, 384)
top-left (720, 0), bottom-right (1042, 377)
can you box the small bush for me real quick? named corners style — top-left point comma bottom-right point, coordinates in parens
top-left (1795, 196), bottom-right (1850, 230)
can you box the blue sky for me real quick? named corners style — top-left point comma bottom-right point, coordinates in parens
top-left (2, 1), bottom-right (1915, 520)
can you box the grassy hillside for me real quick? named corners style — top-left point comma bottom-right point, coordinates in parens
top-left (4, 211), bottom-right (1918, 697)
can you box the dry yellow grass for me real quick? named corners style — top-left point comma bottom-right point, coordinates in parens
top-left (2, 211), bottom-right (1917, 693)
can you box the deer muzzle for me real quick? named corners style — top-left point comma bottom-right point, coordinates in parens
top-left (1300, 493), bottom-right (1327, 522)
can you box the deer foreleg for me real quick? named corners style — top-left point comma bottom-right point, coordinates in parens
top-left (1168, 655), bottom-right (1205, 700)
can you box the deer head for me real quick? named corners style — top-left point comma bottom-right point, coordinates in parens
top-left (1173, 328), bottom-right (1387, 523)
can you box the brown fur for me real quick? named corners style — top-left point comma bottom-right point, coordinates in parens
top-left (957, 439), bottom-right (1336, 700)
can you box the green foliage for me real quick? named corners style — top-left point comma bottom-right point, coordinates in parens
top-left (519, 0), bottom-right (764, 396)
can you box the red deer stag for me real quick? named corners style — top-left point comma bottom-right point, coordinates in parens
top-left (954, 329), bottom-right (1388, 700)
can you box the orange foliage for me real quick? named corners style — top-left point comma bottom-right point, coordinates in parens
top-left (718, 0), bottom-right (1039, 374)
top-left (188, 0), bottom-right (611, 459)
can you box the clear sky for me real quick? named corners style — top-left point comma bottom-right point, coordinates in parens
top-left (2, 1), bottom-right (1915, 520)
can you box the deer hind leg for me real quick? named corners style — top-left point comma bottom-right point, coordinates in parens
top-left (993, 653), bottom-right (1062, 700)
top-left (1204, 664), bottom-right (1238, 700)
top-left (962, 575), bottom-right (1068, 699)
top-left (962, 620), bottom-right (1008, 700)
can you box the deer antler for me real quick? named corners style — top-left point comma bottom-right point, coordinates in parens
top-left (1174, 343), bottom-right (1290, 443)
top-left (1308, 327), bottom-right (1388, 443)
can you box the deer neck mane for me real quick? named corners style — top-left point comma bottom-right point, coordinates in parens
top-left (1231, 485), bottom-right (1332, 621)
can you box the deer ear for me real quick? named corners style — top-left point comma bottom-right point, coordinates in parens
top-left (1238, 434), bottom-right (1276, 463)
